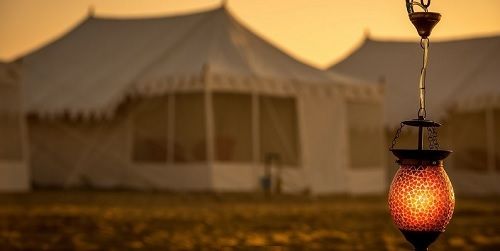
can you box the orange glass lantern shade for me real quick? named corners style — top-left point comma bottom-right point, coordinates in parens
top-left (389, 162), bottom-right (455, 232)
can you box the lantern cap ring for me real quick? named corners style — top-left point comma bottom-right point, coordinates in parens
top-left (391, 149), bottom-right (452, 161)
top-left (402, 119), bottom-right (441, 127)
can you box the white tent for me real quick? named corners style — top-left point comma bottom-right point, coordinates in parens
top-left (0, 61), bottom-right (30, 191)
top-left (330, 36), bottom-right (500, 195)
top-left (18, 6), bottom-right (385, 194)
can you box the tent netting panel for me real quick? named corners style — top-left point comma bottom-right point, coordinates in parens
top-left (259, 96), bottom-right (299, 166)
top-left (347, 102), bottom-right (384, 168)
top-left (0, 70), bottom-right (23, 161)
top-left (174, 93), bottom-right (206, 163)
top-left (213, 93), bottom-right (252, 162)
top-left (129, 92), bottom-right (300, 166)
top-left (30, 116), bottom-right (134, 187)
top-left (132, 96), bottom-right (169, 163)
top-left (450, 111), bottom-right (488, 171)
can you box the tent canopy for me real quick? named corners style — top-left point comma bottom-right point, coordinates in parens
top-left (330, 36), bottom-right (500, 126)
top-left (21, 6), bottom-right (374, 119)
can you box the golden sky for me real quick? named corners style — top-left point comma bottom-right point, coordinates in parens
top-left (1, 0), bottom-right (499, 68)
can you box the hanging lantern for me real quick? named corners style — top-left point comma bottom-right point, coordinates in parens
top-left (388, 1), bottom-right (455, 251)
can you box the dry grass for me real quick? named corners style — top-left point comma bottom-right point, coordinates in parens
top-left (0, 191), bottom-right (498, 250)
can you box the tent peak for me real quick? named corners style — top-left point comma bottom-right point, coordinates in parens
top-left (363, 28), bottom-right (371, 39)
top-left (87, 5), bottom-right (95, 17)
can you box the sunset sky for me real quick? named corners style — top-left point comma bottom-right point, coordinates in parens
top-left (1, 0), bottom-right (499, 68)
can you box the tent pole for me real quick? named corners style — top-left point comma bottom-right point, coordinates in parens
top-left (126, 109), bottom-right (133, 164)
top-left (296, 95), bottom-right (305, 168)
top-left (205, 90), bottom-right (214, 163)
top-left (486, 108), bottom-right (495, 173)
top-left (252, 92), bottom-right (260, 168)
top-left (202, 71), bottom-right (214, 172)
top-left (167, 93), bottom-right (175, 164)
top-left (201, 64), bottom-right (215, 188)
top-left (16, 60), bottom-right (31, 190)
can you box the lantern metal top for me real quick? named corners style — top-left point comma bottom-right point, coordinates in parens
top-left (390, 117), bottom-right (445, 154)
top-left (391, 149), bottom-right (452, 162)
top-left (409, 12), bottom-right (441, 39)
top-left (405, 0), bottom-right (441, 38)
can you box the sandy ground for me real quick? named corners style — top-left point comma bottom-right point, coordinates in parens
top-left (0, 191), bottom-right (498, 250)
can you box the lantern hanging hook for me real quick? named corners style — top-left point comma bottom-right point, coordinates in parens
top-left (406, 0), bottom-right (430, 14)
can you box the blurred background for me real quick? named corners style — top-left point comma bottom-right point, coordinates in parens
top-left (0, 0), bottom-right (499, 250)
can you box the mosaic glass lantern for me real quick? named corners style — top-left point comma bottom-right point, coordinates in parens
top-left (389, 124), bottom-right (455, 251)
top-left (388, 1), bottom-right (455, 250)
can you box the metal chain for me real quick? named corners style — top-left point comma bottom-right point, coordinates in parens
top-left (417, 38), bottom-right (430, 119)
top-left (390, 123), bottom-right (440, 150)
top-left (390, 123), bottom-right (405, 150)
top-left (427, 127), bottom-right (440, 150)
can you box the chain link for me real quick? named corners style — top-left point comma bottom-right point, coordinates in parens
top-left (390, 123), bottom-right (405, 150)
top-left (421, 0), bottom-right (431, 9)
top-left (391, 123), bottom-right (440, 150)
top-left (427, 127), bottom-right (440, 150)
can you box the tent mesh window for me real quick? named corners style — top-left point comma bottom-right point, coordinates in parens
top-left (347, 102), bottom-right (384, 169)
top-left (0, 78), bottom-right (23, 160)
top-left (132, 96), bottom-right (169, 163)
top-left (259, 96), bottom-right (299, 166)
top-left (174, 93), bottom-right (206, 163)
top-left (450, 111), bottom-right (488, 171)
top-left (213, 93), bottom-right (252, 162)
